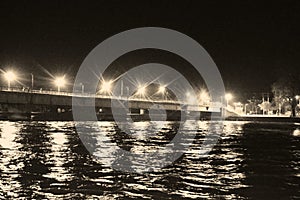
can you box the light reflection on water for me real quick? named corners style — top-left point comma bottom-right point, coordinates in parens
top-left (0, 121), bottom-right (299, 199)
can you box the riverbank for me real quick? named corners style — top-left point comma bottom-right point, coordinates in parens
top-left (225, 115), bottom-right (300, 123)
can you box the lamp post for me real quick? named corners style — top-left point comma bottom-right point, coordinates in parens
top-left (244, 103), bottom-right (248, 115)
top-left (158, 85), bottom-right (166, 100)
top-left (137, 85), bottom-right (146, 98)
top-left (4, 71), bottom-right (17, 90)
top-left (54, 76), bottom-right (66, 92)
top-left (225, 93), bottom-right (233, 108)
top-left (199, 90), bottom-right (210, 106)
top-left (120, 80), bottom-right (123, 97)
top-left (100, 80), bottom-right (113, 96)
top-left (295, 95), bottom-right (300, 117)
top-left (81, 83), bottom-right (84, 94)
top-left (31, 73), bottom-right (34, 90)
top-left (126, 86), bottom-right (129, 96)
top-left (224, 93), bottom-right (233, 117)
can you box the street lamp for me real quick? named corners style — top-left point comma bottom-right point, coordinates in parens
top-left (79, 82), bottom-right (84, 93)
top-left (158, 85), bottom-right (166, 93)
top-left (31, 73), bottom-right (34, 90)
top-left (100, 80), bottom-right (113, 94)
top-left (4, 71), bottom-right (17, 90)
top-left (137, 85), bottom-right (146, 97)
top-left (225, 93), bottom-right (233, 107)
top-left (158, 85), bottom-right (166, 100)
top-left (296, 95), bottom-right (300, 105)
top-left (54, 76), bottom-right (66, 92)
top-left (186, 91), bottom-right (198, 105)
top-left (186, 92), bottom-right (190, 98)
top-left (199, 90), bottom-right (210, 105)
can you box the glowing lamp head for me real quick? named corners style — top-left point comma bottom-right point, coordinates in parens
top-left (199, 90), bottom-right (210, 100)
top-left (54, 76), bottom-right (66, 88)
top-left (295, 95), bottom-right (300, 100)
top-left (225, 93), bottom-right (233, 101)
top-left (158, 85), bottom-right (166, 93)
top-left (4, 71), bottom-right (17, 82)
top-left (100, 80), bottom-right (113, 93)
top-left (137, 85), bottom-right (146, 95)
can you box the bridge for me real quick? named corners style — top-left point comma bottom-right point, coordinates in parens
top-left (0, 88), bottom-right (223, 121)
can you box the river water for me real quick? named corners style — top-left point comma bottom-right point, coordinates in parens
top-left (0, 120), bottom-right (299, 199)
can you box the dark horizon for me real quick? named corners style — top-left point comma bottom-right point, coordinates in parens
top-left (0, 1), bottom-right (299, 98)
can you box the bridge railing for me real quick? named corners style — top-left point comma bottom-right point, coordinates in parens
top-left (0, 86), bottom-right (223, 109)
top-left (0, 86), bottom-right (182, 103)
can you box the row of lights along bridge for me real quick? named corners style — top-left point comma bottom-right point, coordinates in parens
top-left (2, 70), bottom-right (234, 105)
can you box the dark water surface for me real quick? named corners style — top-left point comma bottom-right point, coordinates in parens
top-left (0, 121), bottom-right (299, 199)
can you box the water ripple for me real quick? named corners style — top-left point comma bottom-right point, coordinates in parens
top-left (0, 121), bottom-right (299, 199)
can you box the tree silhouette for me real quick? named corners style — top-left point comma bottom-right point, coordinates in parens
top-left (271, 74), bottom-right (300, 117)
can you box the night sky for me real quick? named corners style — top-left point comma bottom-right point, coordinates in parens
top-left (0, 0), bottom-right (299, 98)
